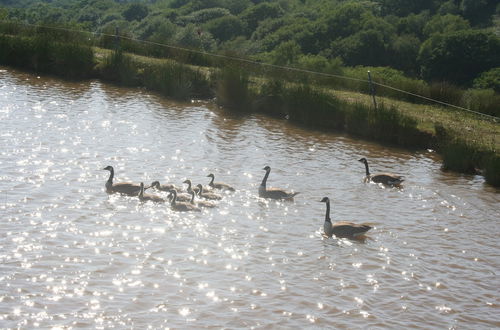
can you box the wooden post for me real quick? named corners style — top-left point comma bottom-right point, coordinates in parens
top-left (114, 26), bottom-right (120, 50)
top-left (367, 70), bottom-right (377, 110)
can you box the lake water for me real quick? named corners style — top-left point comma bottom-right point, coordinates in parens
top-left (1, 67), bottom-right (499, 329)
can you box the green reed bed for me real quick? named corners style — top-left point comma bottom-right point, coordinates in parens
top-left (98, 49), bottom-right (212, 101)
top-left (0, 34), bottom-right (94, 78)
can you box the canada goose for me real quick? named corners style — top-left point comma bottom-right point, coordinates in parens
top-left (196, 184), bottom-right (222, 200)
top-left (169, 189), bottom-right (201, 212)
top-left (189, 190), bottom-right (217, 208)
top-left (167, 190), bottom-right (192, 202)
top-left (258, 166), bottom-right (299, 200)
top-left (103, 165), bottom-right (141, 196)
top-left (138, 182), bottom-right (165, 203)
top-left (206, 173), bottom-right (235, 191)
top-left (358, 158), bottom-right (404, 186)
top-left (183, 179), bottom-right (201, 194)
top-left (150, 180), bottom-right (178, 192)
top-left (320, 197), bottom-right (372, 238)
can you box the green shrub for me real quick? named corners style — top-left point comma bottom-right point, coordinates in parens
top-left (142, 61), bottom-right (211, 100)
top-left (99, 49), bottom-right (138, 86)
top-left (462, 89), bottom-right (500, 117)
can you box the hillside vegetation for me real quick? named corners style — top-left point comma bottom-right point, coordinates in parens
top-left (1, 0), bottom-right (499, 94)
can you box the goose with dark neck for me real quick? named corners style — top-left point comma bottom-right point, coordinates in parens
top-left (206, 173), bottom-right (235, 192)
top-left (258, 166), bottom-right (299, 200)
top-left (169, 189), bottom-right (201, 212)
top-left (138, 182), bottom-right (165, 203)
top-left (320, 197), bottom-right (372, 238)
top-left (183, 179), bottom-right (201, 194)
top-left (358, 158), bottom-right (404, 186)
top-left (150, 180), bottom-right (178, 192)
top-left (103, 165), bottom-right (141, 196)
top-left (196, 184), bottom-right (222, 200)
top-left (189, 190), bottom-right (217, 208)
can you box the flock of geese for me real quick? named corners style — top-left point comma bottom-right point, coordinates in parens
top-left (103, 158), bottom-right (404, 239)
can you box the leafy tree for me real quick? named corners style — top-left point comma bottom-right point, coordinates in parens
top-left (123, 3), bottom-right (149, 22)
top-left (203, 15), bottom-right (246, 42)
top-left (422, 14), bottom-right (470, 37)
top-left (251, 17), bottom-right (285, 41)
top-left (332, 29), bottom-right (389, 66)
top-left (271, 40), bottom-right (301, 65)
top-left (459, 0), bottom-right (496, 26)
top-left (173, 23), bottom-right (216, 51)
top-left (378, 0), bottom-right (436, 16)
top-left (389, 34), bottom-right (420, 74)
top-left (473, 67), bottom-right (500, 92)
top-left (395, 11), bottom-right (431, 39)
top-left (176, 7), bottom-right (230, 25)
top-left (219, 36), bottom-right (261, 55)
top-left (437, 0), bottom-right (460, 15)
top-left (418, 30), bottom-right (500, 85)
top-left (239, 2), bottom-right (284, 32)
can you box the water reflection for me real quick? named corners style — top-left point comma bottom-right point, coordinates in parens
top-left (0, 67), bottom-right (499, 328)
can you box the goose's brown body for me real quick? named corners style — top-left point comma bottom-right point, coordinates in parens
top-left (320, 197), bottom-right (372, 238)
top-left (103, 165), bottom-right (141, 196)
top-left (358, 158), bottom-right (404, 186)
top-left (207, 174), bottom-right (235, 192)
top-left (139, 182), bottom-right (165, 203)
top-left (258, 166), bottom-right (298, 200)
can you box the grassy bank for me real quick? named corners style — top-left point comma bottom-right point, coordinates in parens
top-left (0, 34), bottom-right (498, 186)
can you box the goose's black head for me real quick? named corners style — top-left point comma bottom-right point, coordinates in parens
top-left (358, 158), bottom-right (367, 163)
top-left (320, 197), bottom-right (330, 203)
top-left (103, 165), bottom-right (113, 171)
top-left (263, 166), bottom-right (271, 172)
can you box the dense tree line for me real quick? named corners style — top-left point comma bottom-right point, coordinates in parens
top-left (1, 0), bottom-right (499, 91)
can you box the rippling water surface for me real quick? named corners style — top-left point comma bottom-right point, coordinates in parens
top-left (1, 68), bottom-right (499, 329)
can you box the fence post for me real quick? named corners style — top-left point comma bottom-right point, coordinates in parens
top-left (367, 70), bottom-right (377, 110)
top-left (114, 26), bottom-right (120, 50)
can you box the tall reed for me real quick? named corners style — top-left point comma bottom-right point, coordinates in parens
top-left (0, 34), bottom-right (94, 78)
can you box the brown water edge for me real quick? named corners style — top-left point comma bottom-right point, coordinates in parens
top-left (1, 67), bottom-right (499, 329)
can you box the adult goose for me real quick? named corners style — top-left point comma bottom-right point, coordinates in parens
top-left (103, 165), bottom-right (141, 196)
top-left (320, 197), bottom-right (372, 238)
top-left (169, 190), bottom-right (201, 212)
top-left (189, 191), bottom-right (217, 208)
top-left (150, 180), bottom-right (178, 192)
top-left (183, 179), bottom-right (201, 195)
top-left (196, 184), bottom-right (222, 200)
top-left (258, 166), bottom-right (299, 200)
top-left (138, 182), bottom-right (165, 203)
top-left (206, 173), bottom-right (235, 192)
top-left (358, 158), bottom-right (404, 186)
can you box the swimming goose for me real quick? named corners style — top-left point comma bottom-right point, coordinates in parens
top-left (320, 197), bottom-right (372, 238)
top-left (206, 173), bottom-right (235, 192)
top-left (189, 190), bottom-right (217, 208)
top-left (103, 165), bottom-right (141, 196)
top-left (167, 190), bottom-right (192, 202)
top-left (196, 184), bottom-right (222, 200)
top-left (258, 166), bottom-right (299, 200)
top-left (150, 180), bottom-right (178, 192)
top-left (183, 179), bottom-right (201, 194)
top-left (169, 189), bottom-right (201, 212)
top-left (138, 182), bottom-right (165, 203)
top-left (358, 158), bottom-right (404, 186)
